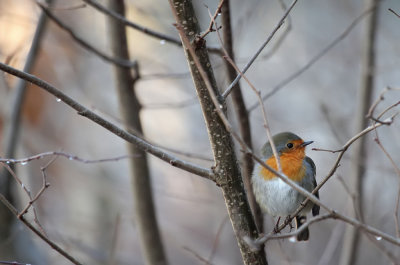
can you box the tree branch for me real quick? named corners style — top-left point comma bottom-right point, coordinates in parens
top-left (340, 1), bottom-right (379, 264)
top-left (247, 4), bottom-right (378, 112)
top-left (221, 0), bottom-right (298, 99)
top-left (0, 62), bottom-right (214, 180)
top-left (220, 0), bottom-right (262, 232)
top-left (81, 0), bottom-right (222, 54)
top-left (37, 2), bottom-right (137, 68)
top-left (106, 0), bottom-right (167, 264)
top-left (0, 0), bottom-right (53, 260)
top-left (0, 192), bottom-right (83, 265)
top-left (168, 0), bottom-right (267, 264)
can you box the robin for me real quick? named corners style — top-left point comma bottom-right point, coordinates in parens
top-left (252, 132), bottom-right (320, 241)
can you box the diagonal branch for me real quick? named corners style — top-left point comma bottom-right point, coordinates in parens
top-left (219, 0), bottom-right (262, 232)
top-left (81, 0), bottom-right (222, 54)
top-left (247, 4), bottom-right (378, 112)
top-left (37, 2), bottom-right (136, 68)
top-left (221, 0), bottom-right (298, 99)
top-left (0, 62), bottom-right (214, 180)
top-left (0, 191), bottom-right (82, 265)
top-left (168, 1), bottom-right (267, 264)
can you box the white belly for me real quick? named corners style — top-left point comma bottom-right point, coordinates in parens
top-left (252, 167), bottom-right (304, 216)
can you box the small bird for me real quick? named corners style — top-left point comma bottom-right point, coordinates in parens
top-left (252, 132), bottom-right (320, 241)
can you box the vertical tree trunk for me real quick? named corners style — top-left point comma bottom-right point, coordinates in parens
top-left (221, 0), bottom-right (263, 233)
top-left (168, 1), bottom-right (267, 264)
top-left (340, 1), bottom-right (379, 265)
top-left (0, 1), bottom-right (52, 261)
top-left (107, 1), bottom-right (167, 264)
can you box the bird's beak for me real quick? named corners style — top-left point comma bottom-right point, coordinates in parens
top-left (301, 140), bottom-right (314, 147)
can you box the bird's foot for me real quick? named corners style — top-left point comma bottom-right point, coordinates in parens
top-left (273, 217), bottom-right (281, 233)
top-left (284, 215), bottom-right (294, 231)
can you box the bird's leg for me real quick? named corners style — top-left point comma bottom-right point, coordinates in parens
top-left (284, 215), bottom-right (294, 231)
top-left (273, 216), bottom-right (281, 233)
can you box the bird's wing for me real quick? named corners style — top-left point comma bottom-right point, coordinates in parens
top-left (305, 156), bottom-right (320, 216)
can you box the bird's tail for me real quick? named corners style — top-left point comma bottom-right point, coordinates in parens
top-left (295, 215), bottom-right (309, 241)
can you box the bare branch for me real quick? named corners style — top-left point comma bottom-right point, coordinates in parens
top-left (368, 88), bottom-right (400, 238)
top-left (0, 62), bottom-right (214, 180)
top-left (200, 0), bottom-right (225, 39)
top-left (247, 4), bottom-right (378, 112)
top-left (341, 1), bottom-right (379, 262)
top-left (389, 8), bottom-right (400, 18)
top-left (107, 1), bottom-right (167, 264)
top-left (183, 246), bottom-right (212, 265)
top-left (219, 0), bottom-right (261, 232)
top-left (207, 215), bottom-right (229, 263)
top-left (0, 4), bottom-right (52, 260)
top-left (80, 0), bottom-right (222, 54)
top-left (168, 1), bottom-right (267, 263)
top-left (37, 2), bottom-right (137, 68)
top-left (246, 213), bottom-right (333, 250)
top-left (0, 151), bottom-right (139, 165)
top-left (0, 193), bottom-right (83, 264)
top-left (222, 0), bottom-right (298, 99)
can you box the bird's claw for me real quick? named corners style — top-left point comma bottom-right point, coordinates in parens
top-left (284, 215), bottom-right (294, 231)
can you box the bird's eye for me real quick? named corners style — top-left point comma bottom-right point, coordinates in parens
top-left (286, 143), bottom-right (294, 149)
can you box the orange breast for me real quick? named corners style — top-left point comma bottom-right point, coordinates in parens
top-left (260, 149), bottom-right (306, 182)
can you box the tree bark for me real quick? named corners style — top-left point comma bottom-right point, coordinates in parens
top-left (107, 1), bottom-right (167, 264)
top-left (221, 0), bottom-right (263, 233)
top-left (168, 1), bottom-right (267, 264)
top-left (340, 1), bottom-right (379, 265)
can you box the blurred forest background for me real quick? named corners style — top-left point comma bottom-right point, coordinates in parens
top-left (0, 0), bottom-right (400, 264)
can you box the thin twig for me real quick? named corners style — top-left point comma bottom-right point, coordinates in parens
top-left (0, 62), bottom-right (214, 180)
top-left (312, 147), bottom-right (344, 153)
top-left (200, 0), bottom-right (225, 39)
top-left (108, 213), bottom-right (120, 265)
top-left (183, 246), bottom-right (212, 265)
top-left (219, 0), bottom-right (263, 232)
top-left (320, 103), bottom-right (346, 144)
top-left (222, 0), bottom-right (298, 99)
top-left (37, 2), bottom-right (137, 68)
top-left (0, 151), bottom-right (139, 165)
top-left (76, 105), bottom-right (213, 162)
top-left (257, 0), bottom-right (292, 61)
top-left (336, 174), bottom-right (355, 199)
top-left (364, 233), bottom-right (399, 265)
top-left (209, 10), bottom-right (282, 171)
top-left (207, 215), bottom-right (229, 263)
top-left (80, 0), bottom-right (222, 54)
top-left (0, 192), bottom-right (83, 264)
top-left (247, 4), bottom-right (378, 112)
top-left (17, 155), bottom-right (56, 221)
top-left (247, 213), bottom-right (333, 249)
top-left (395, 186), bottom-right (400, 239)
top-left (224, 56), bottom-right (282, 172)
top-left (368, 90), bottom-right (400, 238)
top-left (0, 261), bottom-right (30, 265)
top-left (81, 0), bottom-right (180, 45)
top-left (389, 8), bottom-right (400, 18)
